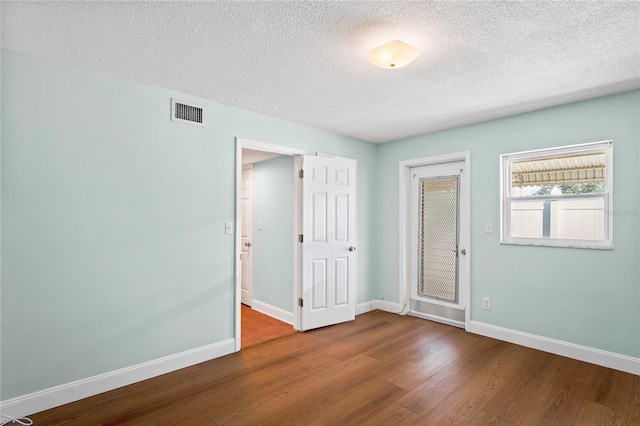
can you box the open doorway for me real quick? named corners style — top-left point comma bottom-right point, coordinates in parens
top-left (240, 148), bottom-right (296, 348)
top-left (235, 138), bottom-right (359, 351)
top-left (235, 139), bottom-right (305, 351)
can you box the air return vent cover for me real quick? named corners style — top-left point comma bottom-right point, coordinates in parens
top-left (171, 98), bottom-right (205, 127)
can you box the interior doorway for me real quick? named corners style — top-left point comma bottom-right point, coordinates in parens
top-left (235, 139), bottom-right (305, 351)
top-left (239, 149), bottom-right (296, 348)
top-left (240, 304), bottom-right (297, 348)
top-left (234, 139), bottom-right (359, 351)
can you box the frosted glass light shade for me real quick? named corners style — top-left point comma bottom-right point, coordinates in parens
top-left (367, 40), bottom-right (419, 69)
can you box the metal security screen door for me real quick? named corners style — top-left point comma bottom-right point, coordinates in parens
top-left (409, 160), bottom-right (467, 327)
top-left (419, 177), bottom-right (459, 302)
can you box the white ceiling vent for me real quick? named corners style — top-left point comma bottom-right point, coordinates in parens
top-left (171, 98), bottom-right (205, 127)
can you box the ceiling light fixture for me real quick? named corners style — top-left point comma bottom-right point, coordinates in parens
top-left (367, 40), bottom-right (419, 69)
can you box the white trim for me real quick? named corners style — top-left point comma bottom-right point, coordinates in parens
top-left (398, 152), bottom-right (471, 326)
top-left (238, 137), bottom-right (306, 156)
top-left (408, 310), bottom-right (465, 329)
top-left (356, 301), bottom-right (372, 315)
top-left (468, 321), bottom-right (640, 376)
top-left (500, 239), bottom-right (613, 250)
top-left (501, 140), bottom-right (613, 161)
top-left (235, 138), bottom-right (306, 351)
top-left (315, 152), bottom-right (355, 160)
top-left (293, 154), bottom-right (302, 331)
top-left (0, 339), bottom-right (235, 419)
top-left (372, 299), bottom-right (404, 314)
top-left (251, 300), bottom-right (294, 325)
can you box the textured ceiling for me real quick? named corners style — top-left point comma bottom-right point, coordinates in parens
top-left (2, 1), bottom-right (639, 143)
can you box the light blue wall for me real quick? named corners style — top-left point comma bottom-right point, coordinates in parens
top-left (252, 155), bottom-right (294, 312)
top-left (0, 50), bottom-right (377, 399)
top-left (2, 48), bottom-right (637, 402)
top-left (376, 90), bottom-right (640, 358)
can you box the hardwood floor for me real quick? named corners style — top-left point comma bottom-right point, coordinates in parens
top-left (241, 304), bottom-right (297, 348)
top-left (30, 311), bottom-right (639, 425)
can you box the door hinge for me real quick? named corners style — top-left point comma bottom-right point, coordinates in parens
top-left (299, 169), bottom-right (304, 179)
top-left (299, 234), bottom-right (303, 243)
top-left (298, 298), bottom-right (303, 307)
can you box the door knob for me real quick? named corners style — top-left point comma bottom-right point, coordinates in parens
top-left (244, 242), bottom-right (252, 247)
top-left (460, 248), bottom-right (466, 255)
top-left (349, 246), bottom-right (356, 252)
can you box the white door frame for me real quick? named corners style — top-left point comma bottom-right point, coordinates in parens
top-left (234, 137), bottom-right (306, 351)
top-left (398, 151), bottom-right (471, 328)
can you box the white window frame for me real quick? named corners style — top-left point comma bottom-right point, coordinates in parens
top-left (500, 140), bottom-right (613, 250)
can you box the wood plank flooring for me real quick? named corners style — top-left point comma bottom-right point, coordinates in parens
top-left (29, 311), bottom-right (639, 425)
top-left (241, 304), bottom-right (297, 349)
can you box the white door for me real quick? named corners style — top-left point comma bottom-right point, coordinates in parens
top-left (241, 164), bottom-right (254, 306)
top-left (300, 155), bottom-right (356, 331)
top-left (409, 161), bottom-right (468, 327)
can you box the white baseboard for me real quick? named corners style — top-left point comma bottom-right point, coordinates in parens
top-left (252, 300), bottom-right (294, 325)
top-left (371, 299), bottom-right (404, 314)
top-left (0, 338), bottom-right (236, 419)
top-left (468, 321), bottom-right (640, 376)
top-left (356, 301), bottom-right (372, 315)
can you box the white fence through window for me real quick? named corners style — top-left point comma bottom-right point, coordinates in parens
top-left (511, 198), bottom-right (605, 240)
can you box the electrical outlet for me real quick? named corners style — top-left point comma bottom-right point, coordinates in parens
top-left (224, 221), bottom-right (233, 235)
top-left (485, 222), bottom-right (493, 233)
top-left (483, 298), bottom-right (492, 310)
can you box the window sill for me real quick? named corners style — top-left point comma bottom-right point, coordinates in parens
top-left (500, 239), bottom-right (613, 250)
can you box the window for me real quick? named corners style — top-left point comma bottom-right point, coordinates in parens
top-left (501, 140), bottom-right (613, 249)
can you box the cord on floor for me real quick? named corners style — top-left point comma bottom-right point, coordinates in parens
top-left (0, 414), bottom-right (33, 426)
